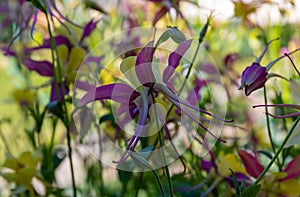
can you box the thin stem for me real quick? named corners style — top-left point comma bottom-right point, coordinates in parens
top-left (254, 116), bottom-right (300, 185)
top-left (152, 169), bottom-right (166, 197)
top-left (0, 123), bottom-right (13, 157)
top-left (134, 172), bottom-right (144, 197)
top-left (178, 34), bottom-right (202, 96)
top-left (263, 86), bottom-right (282, 171)
top-left (150, 91), bottom-right (174, 196)
top-left (96, 122), bottom-right (104, 196)
top-left (200, 177), bottom-right (222, 197)
top-left (50, 118), bottom-right (57, 150)
top-left (266, 48), bottom-right (300, 71)
top-left (284, 53), bottom-right (300, 76)
top-left (45, 13), bottom-right (77, 197)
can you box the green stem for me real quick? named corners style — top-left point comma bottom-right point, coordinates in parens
top-left (96, 123), bottom-right (104, 196)
top-left (263, 86), bottom-right (282, 171)
top-left (45, 13), bottom-right (77, 197)
top-left (0, 123), bottom-right (13, 157)
top-left (254, 116), bottom-right (300, 185)
top-left (134, 172), bottom-right (144, 197)
top-left (150, 91), bottom-right (174, 197)
top-left (152, 169), bottom-right (166, 197)
top-left (50, 118), bottom-right (57, 151)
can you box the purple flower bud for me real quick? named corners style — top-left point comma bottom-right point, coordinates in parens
top-left (80, 19), bottom-right (99, 43)
top-left (239, 62), bottom-right (268, 96)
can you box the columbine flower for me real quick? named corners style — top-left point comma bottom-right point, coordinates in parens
top-left (238, 149), bottom-right (300, 197)
top-left (4, 19), bottom-right (100, 102)
top-left (145, 0), bottom-right (192, 28)
top-left (239, 62), bottom-right (267, 96)
top-left (79, 39), bottom-right (231, 164)
top-left (239, 38), bottom-right (300, 96)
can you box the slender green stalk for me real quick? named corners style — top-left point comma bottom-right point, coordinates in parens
top-left (50, 118), bottom-right (57, 151)
top-left (96, 123), bottom-right (104, 196)
top-left (263, 86), bottom-right (282, 171)
top-left (152, 169), bottom-right (166, 197)
top-left (45, 13), bottom-right (77, 197)
top-left (134, 172), bottom-right (144, 197)
top-left (254, 116), bottom-right (300, 185)
top-left (0, 123), bottom-right (13, 157)
top-left (150, 91), bottom-right (174, 197)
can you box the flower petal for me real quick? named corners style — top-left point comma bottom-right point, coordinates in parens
top-left (50, 81), bottom-right (69, 102)
top-left (163, 39), bottom-right (192, 83)
top-left (118, 89), bottom-right (149, 166)
top-left (135, 41), bottom-right (156, 85)
top-left (152, 7), bottom-right (168, 25)
top-left (226, 172), bottom-right (252, 188)
top-left (154, 83), bottom-right (233, 123)
top-left (80, 18), bottom-right (99, 42)
top-left (27, 35), bottom-right (72, 52)
top-left (79, 83), bottom-right (138, 106)
top-left (22, 58), bottom-right (54, 76)
top-left (290, 80), bottom-right (300, 103)
top-left (281, 155), bottom-right (300, 181)
top-left (238, 149), bottom-right (264, 179)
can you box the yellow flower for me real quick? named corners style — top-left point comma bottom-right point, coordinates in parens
top-left (216, 151), bottom-right (246, 177)
top-left (13, 88), bottom-right (36, 107)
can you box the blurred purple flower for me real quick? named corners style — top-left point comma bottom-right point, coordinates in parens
top-left (80, 19), bottom-right (99, 43)
top-left (4, 19), bottom-right (100, 102)
top-left (224, 53), bottom-right (239, 68)
top-left (145, 0), bottom-right (193, 28)
top-left (225, 172), bottom-right (252, 188)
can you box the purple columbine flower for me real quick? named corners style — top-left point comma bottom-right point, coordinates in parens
top-left (239, 62), bottom-right (267, 96)
top-left (239, 38), bottom-right (300, 96)
top-left (5, 19), bottom-right (101, 102)
top-left (79, 39), bottom-right (232, 165)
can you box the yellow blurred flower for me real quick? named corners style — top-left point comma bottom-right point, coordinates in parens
top-left (13, 88), bottom-right (36, 107)
top-left (216, 151), bottom-right (246, 177)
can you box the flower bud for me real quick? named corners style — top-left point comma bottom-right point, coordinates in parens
top-left (239, 62), bottom-right (268, 96)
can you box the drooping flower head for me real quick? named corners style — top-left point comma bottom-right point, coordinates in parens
top-left (239, 38), bottom-right (300, 96)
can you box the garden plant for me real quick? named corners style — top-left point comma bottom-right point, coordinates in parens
top-left (1, 0), bottom-right (300, 196)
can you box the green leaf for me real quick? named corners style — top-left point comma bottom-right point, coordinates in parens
top-left (241, 184), bottom-right (261, 197)
top-left (240, 179), bottom-right (246, 192)
top-left (155, 31), bottom-right (170, 48)
top-left (99, 114), bottom-right (114, 124)
top-left (130, 152), bottom-right (153, 170)
top-left (256, 150), bottom-right (273, 160)
top-left (168, 27), bottom-right (186, 44)
top-left (30, 0), bottom-right (47, 13)
top-left (229, 169), bottom-right (240, 197)
top-left (290, 80), bottom-right (300, 103)
top-left (118, 169), bottom-right (133, 184)
top-left (85, 0), bottom-right (108, 15)
top-left (130, 152), bottom-right (165, 196)
top-left (284, 120), bottom-right (300, 148)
